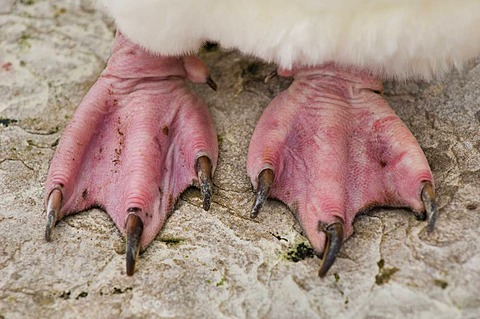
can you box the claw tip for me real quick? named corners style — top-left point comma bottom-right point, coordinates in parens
top-left (250, 169), bottom-right (274, 219)
top-left (250, 205), bottom-right (260, 219)
top-left (125, 213), bottom-right (144, 276)
top-left (206, 76), bottom-right (217, 91)
top-left (318, 221), bottom-right (344, 278)
top-left (421, 182), bottom-right (437, 233)
top-left (44, 188), bottom-right (62, 242)
top-left (202, 191), bottom-right (211, 211)
top-left (196, 156), bottom-right (214, 211)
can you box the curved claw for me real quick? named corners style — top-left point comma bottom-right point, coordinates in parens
top-left (318, 220), bottom-right (344, 278)
top-left (45, 188), bottom-right (62, 242)
top-left (421, 182), bottom-right (437, 232)
top-left (196, 156), bottom-right (213, 211)
top-left (251, 169), bottom-right (274, 219)
top-left (125, 211), bottom-right (144, 276)
top-left (206, 76), bottom-right (217, 91)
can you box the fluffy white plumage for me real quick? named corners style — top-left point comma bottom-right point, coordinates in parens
top-left (98, 0), bottom-right (480, 80)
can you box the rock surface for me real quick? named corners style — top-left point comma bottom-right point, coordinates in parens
top-left (1, 1), bottom-right (479, 318)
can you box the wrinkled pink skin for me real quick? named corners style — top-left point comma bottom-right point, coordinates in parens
top-left (247, 65), bottom-right (433, 255)
top-left (44, 34), bottom-right (218, 248)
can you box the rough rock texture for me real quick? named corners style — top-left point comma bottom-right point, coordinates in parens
top-left (1, 1), bottom-right (479, 318)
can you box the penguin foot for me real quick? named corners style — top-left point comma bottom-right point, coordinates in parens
top-left (247, 64), bottom-right (437, 277)
top-left (44, 33), bottom-right (218, 275)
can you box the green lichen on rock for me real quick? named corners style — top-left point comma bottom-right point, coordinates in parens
top-left (0, 118), bottom-right (18, 127)
top-left (334, 273), bottom-right (340, 283)
top-left (285, 242), bottom-right (315, 262)
top-left (18, 33), bottom-right (31, 49)
top-left (20, 0), bottom-right (36, 5)
top-left (375, 259), bottom-right (399, 285)
top-left (216, 277), bottom-right (226, 287)
top-left (159, 237), bottom-right (183, 246)
top-left (433, 279), bottom-right (448, 289)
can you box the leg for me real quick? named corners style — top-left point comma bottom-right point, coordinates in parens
top-left (44, 33), bottom-right (218, 275)
top-left (247, 64), bottom-right (436, 277)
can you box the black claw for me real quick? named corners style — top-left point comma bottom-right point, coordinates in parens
top-left (318, 220), bottom-right (344, 278)
top-left (206, 76), bottom-right (217, 91)
top-left (125, 213), bottom-right (144, 276)
top-left (421, 182), bottom-right (437, 232)
top-left (45, 188), bottom-right (62, 242)
top-left (251, 169), bottom-right (274, 219)
top-left (196, 156), bottom-right (213, 211)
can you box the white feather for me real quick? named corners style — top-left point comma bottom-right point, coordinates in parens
top-left (98, 0), bottom-right (480, 80)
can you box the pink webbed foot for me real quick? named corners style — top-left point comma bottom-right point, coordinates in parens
top-left (44, 33), bottom-right (218, 275)
top-left (247, 64), bottom-right (437, 277)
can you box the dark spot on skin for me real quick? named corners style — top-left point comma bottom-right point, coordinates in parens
top-left (113, 118), bottom-right (125, 165)
top-left (286, 242), bottom-right (315, 262)
top-left (0, 117), bottom-right (18, 127)
top-left (375, 259), bottom-right (399, 285)
top-left (433, 279), bottom-right (448, 289)
top-left (379, 160), bottom-right (387, 168)
top-left (466, 203), bottom-right (478, 210)
top-left (76, 292), bottom-right (88, 299)
top-left (162, 125), bottom-right (169, 136)
top-left (82, 189), bottom-right (88, 199)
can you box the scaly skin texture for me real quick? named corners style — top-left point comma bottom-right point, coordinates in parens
top-left (44, 34), bottom-right (218, 249)
top-left (247, 64), bottom-right (433, 255)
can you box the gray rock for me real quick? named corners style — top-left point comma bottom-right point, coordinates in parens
top-left (1, 1), bottom-right (479, 318)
